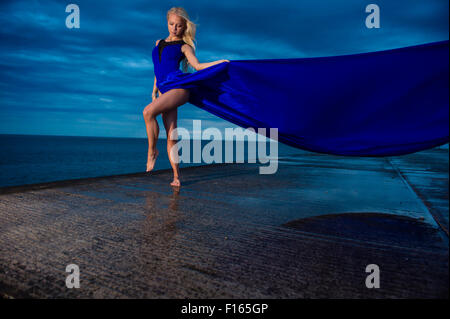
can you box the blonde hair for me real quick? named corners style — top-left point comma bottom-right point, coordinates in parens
top-left (166, 7), bottom-right (196, 72)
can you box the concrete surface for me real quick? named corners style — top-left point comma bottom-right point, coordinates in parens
top-left (0, 147), bottom-right (448, 298)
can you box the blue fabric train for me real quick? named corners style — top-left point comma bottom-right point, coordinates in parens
top-left (152, 40), bottom-right (449, 156)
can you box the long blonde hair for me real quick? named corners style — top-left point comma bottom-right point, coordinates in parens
top-left (166, 7), bottom-right (196, 72)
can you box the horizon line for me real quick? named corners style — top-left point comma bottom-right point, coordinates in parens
top-left (0, 132), bottom-right (279, 141)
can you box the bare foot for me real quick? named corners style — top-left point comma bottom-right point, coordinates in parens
top-left (146, 148), bottom-right (159, 172)
top-left (170, 178), bottom-right (181, 187)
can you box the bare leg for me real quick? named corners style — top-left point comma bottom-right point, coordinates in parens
top-left (143, 110), bottom-right (159, 172)
top-left (142, 88), bottom-right (190, 172)
top-left (162, 108), bottom-right (181, 187)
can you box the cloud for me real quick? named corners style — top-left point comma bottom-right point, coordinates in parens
top-left (0, 0), bottom-right (448, 137)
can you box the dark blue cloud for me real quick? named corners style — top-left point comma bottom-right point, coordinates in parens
top-left (0, 0), bottom-right (448, 137)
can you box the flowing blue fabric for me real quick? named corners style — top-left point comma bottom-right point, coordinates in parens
top-left (152, 40), bottom-right (449, 156)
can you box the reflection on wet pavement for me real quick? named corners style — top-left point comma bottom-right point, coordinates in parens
top-left (0, 148), bottom-right (447, 298)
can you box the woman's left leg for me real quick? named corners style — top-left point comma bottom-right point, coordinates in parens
top-left (143, 88), bottom-right (190, 172)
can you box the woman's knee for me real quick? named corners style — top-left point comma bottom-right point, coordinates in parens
top-left (142, 103), bottom-right (155, 120)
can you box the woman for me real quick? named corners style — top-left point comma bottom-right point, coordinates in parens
top-left (142, 7), bottom-right (229, 187)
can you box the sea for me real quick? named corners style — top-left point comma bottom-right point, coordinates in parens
top-left (0, 134), bottom-right (302, 188)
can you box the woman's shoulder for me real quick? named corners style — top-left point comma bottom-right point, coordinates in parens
top-left (155, 39), bottom-right (162, 47)
top-left (181, 42), bottom-right (194, 52)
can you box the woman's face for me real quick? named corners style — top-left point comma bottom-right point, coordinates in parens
top-left (167, 13), bottom-right (186, 38)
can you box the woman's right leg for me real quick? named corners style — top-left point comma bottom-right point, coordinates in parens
top-left (162, 108), bottom-right (181, 187)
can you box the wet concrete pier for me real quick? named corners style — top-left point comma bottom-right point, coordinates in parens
top-left (0, 147), bottom-right (448, 298)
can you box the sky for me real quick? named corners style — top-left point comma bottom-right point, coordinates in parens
top-left (0, 0), bottom-right (448, 138)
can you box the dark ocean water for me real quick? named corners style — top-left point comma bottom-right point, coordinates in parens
top-left (0, 134), bottom-right (301, 188)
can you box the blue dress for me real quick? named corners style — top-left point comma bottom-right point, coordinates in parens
top-left (150, 39), bottom-right (449, 156)
top-left (151, 39), bottom-right (195, 94)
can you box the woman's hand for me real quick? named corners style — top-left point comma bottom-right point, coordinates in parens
top-left (152, 89), bottom-right (159, 101)
top-left (208, 59), bottom-right (229, 68)
top-left (152, 77), bottom-right (159, 101)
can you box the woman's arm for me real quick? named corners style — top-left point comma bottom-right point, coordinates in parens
top-left (182, 44), bottom-right (229, 71)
